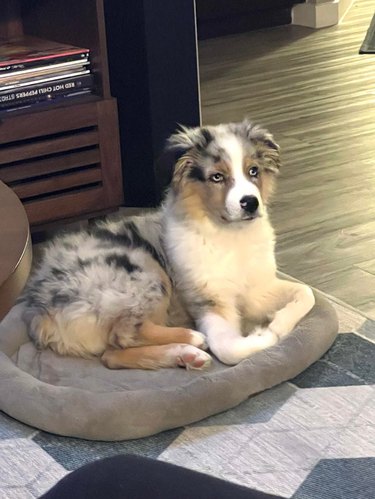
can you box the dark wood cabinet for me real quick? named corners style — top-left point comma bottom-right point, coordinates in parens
top-left (0, 0), bottom-right (123, 230)
top-left (104, 0), bottom-right (201, 207)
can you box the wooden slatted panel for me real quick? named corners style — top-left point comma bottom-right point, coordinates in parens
top-left (0, 130), bottom-right (99, 165)
top-left (24, 186), bottom-right (106, 225)
top-left (12, 167), bottom-right (102, 200)
top-left (0, 102), bottom-right (99, 143)
top-left (0, 148), bottom-right (100, 183)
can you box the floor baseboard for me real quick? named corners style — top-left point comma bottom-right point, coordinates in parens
top-left (292, 0), bottom-right (355, 28)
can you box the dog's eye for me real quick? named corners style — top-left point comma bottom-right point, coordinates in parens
top-left (249, 166), bottom-right (259, 177)
top-left (210, 173), bottom-right (225, 183)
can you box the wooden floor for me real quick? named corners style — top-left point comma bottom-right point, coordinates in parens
top-left (199, 0), bottom-right (375, 319)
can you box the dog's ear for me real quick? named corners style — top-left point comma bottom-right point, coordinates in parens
top-left (234, 119), bottom-right (281, 173)
top-left (158, 125), bottom-right (212, 194)
top-left (167, 125), bottom-right (213, 155)
top-left (170, 155), bottom-right (194, 194)
top-left (155, 147), bottom-right (184, 197)
top-left (156, 127), bottom-right (195, 196)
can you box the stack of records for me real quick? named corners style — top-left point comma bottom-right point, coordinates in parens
top-left (0, 36), bottom-right (94, 113)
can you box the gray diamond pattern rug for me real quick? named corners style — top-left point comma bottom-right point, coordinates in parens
top-left (1, 298), bottom-right (374, 498)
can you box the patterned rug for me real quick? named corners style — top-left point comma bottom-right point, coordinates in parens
top-left (1, 297), bottom-right (374, 498)
top-left (360, 10), bottom-right (375, 53)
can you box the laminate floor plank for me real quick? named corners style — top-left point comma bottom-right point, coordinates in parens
top-left (276, 222), bottom-right (375, 276)
top-left (199, 0), bottom-right (375, 317)
top-left (310, 267), bottom-right (375, 319)
top-left (355, 258), bottom-right (375, 275)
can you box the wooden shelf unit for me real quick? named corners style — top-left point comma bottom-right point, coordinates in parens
top-left (0, 0), bottom-right (123, 230)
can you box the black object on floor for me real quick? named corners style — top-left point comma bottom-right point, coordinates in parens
top-left (41, 454), bottom-right (283, 499)
top-left (359, 12), bottom-right (375, 53)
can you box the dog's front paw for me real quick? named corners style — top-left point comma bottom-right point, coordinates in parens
top-left (252, 326), bottom-right (279, 348)
top-left (177, 345), bottom-right (212, 370)
top-left (188, 330), bottom-right (208, 350)
top-left (268, 312), bottom-right (293, 339)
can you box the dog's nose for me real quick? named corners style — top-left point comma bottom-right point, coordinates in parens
top-left (239, 195), bottom-right (259, 214)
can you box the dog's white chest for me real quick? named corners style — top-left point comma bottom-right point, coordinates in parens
top-left (165, 217), bottom-right (276, 293)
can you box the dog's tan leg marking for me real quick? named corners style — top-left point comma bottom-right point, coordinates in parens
top-left (101, 344), bottom-right (212, 370)
top-left (139, 321), bottom-right (207, 349)
top-left (266, 279), bottom-right (315, 338)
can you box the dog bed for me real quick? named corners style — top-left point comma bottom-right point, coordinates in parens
top-left (0, 292), bottom-right (338, 441)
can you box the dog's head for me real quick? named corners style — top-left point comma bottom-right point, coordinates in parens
top-left (165, 119), bottom-right (280, 224)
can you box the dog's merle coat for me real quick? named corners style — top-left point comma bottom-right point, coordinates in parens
top-left (21, 212), bottom-right (172, 356)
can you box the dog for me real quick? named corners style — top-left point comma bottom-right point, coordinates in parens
top-left (21, 119), bottom-right (315, 369)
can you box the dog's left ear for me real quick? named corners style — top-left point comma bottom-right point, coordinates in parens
top-left (238, 119), bottom-right (281, 173)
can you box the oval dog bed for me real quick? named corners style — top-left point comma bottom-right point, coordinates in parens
top-left (0, 292), bottom-right (338, 441)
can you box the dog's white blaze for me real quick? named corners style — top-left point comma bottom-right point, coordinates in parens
top-left (217, 133), bottom-right (262, 219)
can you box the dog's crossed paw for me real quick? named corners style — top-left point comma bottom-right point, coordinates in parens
top-left (268, 313), bottom-right (292, 339)
top-left (177, 345), bottom-right (212, 370)
top-left (188, 330), bottom-right (208, 350)
top-left (252, 326), bottom-right (279, 348)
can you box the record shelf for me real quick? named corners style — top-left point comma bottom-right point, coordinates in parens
top-left (0, 0), bottom-right (123, 230)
